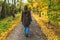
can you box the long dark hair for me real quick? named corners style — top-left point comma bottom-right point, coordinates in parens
top-left (24, 5), bottom-right (28, 10)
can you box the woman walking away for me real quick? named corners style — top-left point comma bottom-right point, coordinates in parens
top-left (21, 5), bottom-right (32, 37)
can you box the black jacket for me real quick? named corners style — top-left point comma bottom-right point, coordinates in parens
top-left (21, 10), bottom-right (32, 26)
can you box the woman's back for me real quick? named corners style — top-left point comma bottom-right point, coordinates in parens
top-left (21, 5), bottom-right (32, 26)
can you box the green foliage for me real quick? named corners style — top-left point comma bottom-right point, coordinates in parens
top-left (48, 11), bottom-right (60, 22)
top-left (47, 0), bottom-right (60, 22)
top-left (0, 1), bottom-right (3, 5)
top-left (0, 13), bottom-right (21, 34)
top-left (0, 17), bottom-right (12, 36)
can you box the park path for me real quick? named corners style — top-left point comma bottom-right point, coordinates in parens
top-left (6, 18), bottom-right (47, 40)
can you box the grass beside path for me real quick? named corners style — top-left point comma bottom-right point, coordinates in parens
top-left (0, 13), bottom-right (21, 40)
top-left (32, 13), bottom-right (59, 40)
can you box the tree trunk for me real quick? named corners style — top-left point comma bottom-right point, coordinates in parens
top-left (1, 0), bottom-right (6, 18)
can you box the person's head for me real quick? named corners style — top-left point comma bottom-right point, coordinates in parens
top-left (24, 5), bottom-right (28, 10)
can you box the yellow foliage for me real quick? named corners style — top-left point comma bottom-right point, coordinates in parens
top-left (32, 14), bottom-right (59, 40)
top-left (54, 0), bottom-right (59, 3)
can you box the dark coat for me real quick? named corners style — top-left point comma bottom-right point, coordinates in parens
top-left (21, 10), bottom-right (32, 26)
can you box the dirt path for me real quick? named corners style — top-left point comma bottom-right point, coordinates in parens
top-left (6, 18), bottom-right (47, 40)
